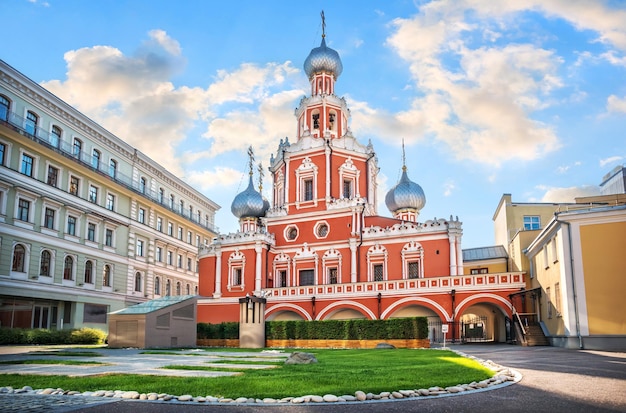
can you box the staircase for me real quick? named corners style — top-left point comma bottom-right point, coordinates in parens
top-left (523, 324), bottom-right (550, 346)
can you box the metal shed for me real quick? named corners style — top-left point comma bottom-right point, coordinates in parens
top-left (107, 295), bottom-right (197, 348)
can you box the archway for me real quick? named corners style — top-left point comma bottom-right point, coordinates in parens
top-left (458, 303), bottom-right (510, 343)
top-left (386, 304), bottom-right (442, 343)
top-left (266, 310), bottom-right (306, 321)
top-left (323, 308), bottom-right (367, 320)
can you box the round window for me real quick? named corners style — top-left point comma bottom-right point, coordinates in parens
top-left (317, 223), bottom-right (329, 237)
top-left (287, 227), bottom-right (298, 240)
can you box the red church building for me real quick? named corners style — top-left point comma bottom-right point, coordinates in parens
top-left (197, 25), bottom-right (525, 343)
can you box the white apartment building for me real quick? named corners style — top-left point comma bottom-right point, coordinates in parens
top-left (0, 60), bottom-right (219, 332)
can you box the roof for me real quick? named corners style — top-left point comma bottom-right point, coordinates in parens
top-left (111, 295), bottom-right (196, 315)
top-left (462, 245), bottom-right (508, 262)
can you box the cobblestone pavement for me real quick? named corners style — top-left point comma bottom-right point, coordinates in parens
top-left (0, 393), bottom-right (117, 413)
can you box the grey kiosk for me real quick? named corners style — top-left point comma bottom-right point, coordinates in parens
top-left (239, 295), bottom-right (266, 348)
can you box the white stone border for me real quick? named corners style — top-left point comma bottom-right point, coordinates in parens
top-left (0, 348), bottom-right (521, 405)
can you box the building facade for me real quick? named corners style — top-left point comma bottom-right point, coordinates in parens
top-left (0, 60), bottom-right (219, 332)
top-left (198, 29), bottom-right (525, 344)
top-left (493, 191), bottom-right (626, 351)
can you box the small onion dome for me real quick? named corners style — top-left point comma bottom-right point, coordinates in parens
top-left (304, 37), bottom-right (343, 80)
top-left (231, 175), bottom-right (269, 219)
top-left (385, 167), bottom-right (426, 213)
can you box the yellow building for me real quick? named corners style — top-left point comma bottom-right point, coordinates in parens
top-left (525, 203), bottom-right (626, 351)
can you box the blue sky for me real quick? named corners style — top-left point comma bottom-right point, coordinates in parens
top-left (2, 0), bottom-right (625, 248)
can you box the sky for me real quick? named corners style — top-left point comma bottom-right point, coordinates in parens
top-left (2, 0), bottom-right (625, 248)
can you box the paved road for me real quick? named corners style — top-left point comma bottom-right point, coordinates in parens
top-left (1, 344), bottom-right (625, 412)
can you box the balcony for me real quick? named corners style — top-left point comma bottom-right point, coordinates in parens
top-left (265, 272), bottom-right (525, 300)
top-left (1, 112), bottom-right (217, 233)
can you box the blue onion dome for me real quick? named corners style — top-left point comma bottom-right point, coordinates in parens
top-left (231, 174), bottom-right (269, 219)
top-left (304, 36), bottom-right (343, 80)
top-left (385, 166), bottom-right (426, 213)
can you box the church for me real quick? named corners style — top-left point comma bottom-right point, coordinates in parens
top-left (197, 22), bottom-right (525, 343)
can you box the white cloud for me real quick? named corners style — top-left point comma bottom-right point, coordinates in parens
top-left (185, 166), bottom-right (243, 192)
top-left (540, 185), bottom-right (601, 202)
top-left (607, 95), bottom-right (626, 114)
top-left (39, 30), bottom-right (302, 177)
top-left (600, 156), bottom-right (624, 168)
top-left (443, 180), bottom-right (456, 197)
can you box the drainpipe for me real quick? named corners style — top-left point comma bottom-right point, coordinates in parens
top-left (555, 217), bottom-right (583, 349)
top-left (377, 292), bottom-right (382, 320)
top-left (451, 289), bottom-right (456, 342)
top-left (311, 296), bottom-right (316, 320)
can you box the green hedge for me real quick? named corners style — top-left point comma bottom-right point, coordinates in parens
top-left (198, 317), bottom-right (428, 340)
top-left (0, 327), bottom-right (107, 345)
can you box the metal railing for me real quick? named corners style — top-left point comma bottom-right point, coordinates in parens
top-left (1, 111), bottom-right (217, 232)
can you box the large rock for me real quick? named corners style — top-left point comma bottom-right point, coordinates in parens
top-left (375, 342), bottom-right (396, 349)
top-left (284, 351), bottom-right (318, 365)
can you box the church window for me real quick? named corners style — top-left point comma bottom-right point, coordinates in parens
top-left (285, 225), bottom-right (298, 241)
top-left (373, 264), bottom-right (384, 281)
top-left (299, 269), bottom-right (315, 286)
top-left (401, 241), bottom-right (424, 279)
top-left (316, 222), bottom-right (329, 238)
top-left (278, 270), bottom-right (287, 288)
top-left (408, 262), bottom-right (419, 279)
top-left (343, 179), bottom-right (352, 199)
top-left (304, 179), bottom-right (313, 201)
top-left (328, 268), bottom-right (338, 284)
top-left (232, 268), bottom-right (242, 286)
top-left (312, 113), bottom-right (320, 129)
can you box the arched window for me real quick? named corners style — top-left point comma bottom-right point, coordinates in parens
top-left (12, 244), bottom-right (26, 272)
top-left (25, 111), bottom-right (38, 136)
top-left (92, 149), bottom-right (101, 169)
top-left (63, 256), bottom-right (74, 280)
top-left (159, 188), bottom-right (165, 204)
top-left (73, 138), bottom-right (82, 158)
top-left (169, 194), bottom-right (175, 209)
top-left (51, 125), bottom-right (62, 148)
top-left (103, 265), bottom-right (111, 287)
top-left (40, 250), bottom-right (52, 277)
top-left (84, 260), bottom-right (94, 284)
top-left (154, 276), bottom-right (161, 295)
top-left (139, 177), bottom-right (146, 194)
top-left (194, 285), bottom-right (198, 295)
top-left (176, 281), bottom-right (181, 295)
top-left (109, 159), bottom-right (117, 178)
top-left (134, 272), bottom-right (142, 292)
top-left (166, 279), bottom-right (171, 296)
top-left (0, 95), bottom-right (10, 121)
top-left (186, 284), bottom-right (190, 295)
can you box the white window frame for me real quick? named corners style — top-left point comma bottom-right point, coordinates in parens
top-left (295, 156), bottom-right (318, 208)
top-left (227, 250), bottom-right (246, 291)
top-left (367, 243), bottom-right (388, 282)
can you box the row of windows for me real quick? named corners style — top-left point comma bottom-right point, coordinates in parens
top-left (1, 94), bottom-right (212, 230)
top-left (10, 148), bottom-right (203, 247)
top-left (154, 246), bottom-right (198, 271)
top-left (11, 243), bottom-right (113, 286)
top-left (14, 195), bottom-right (116, 245)
top-left (10, 243), bottom-right (196, 296)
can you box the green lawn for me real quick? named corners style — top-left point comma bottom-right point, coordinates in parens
top-left (0, 349), bottom-right (493, 399)
top-left (0, 359), bottom-right (105, 366)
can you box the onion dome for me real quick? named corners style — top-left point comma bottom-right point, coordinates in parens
top-left (385, 166), bottom-right (426, 213)
top-left (304, 36), bottom-right (343, 80)
top-left (231, 174), bottom-right (268, 219)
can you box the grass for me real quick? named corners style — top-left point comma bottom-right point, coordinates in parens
top-left (27, 351), bottom-right (102, 357)
top-left (0, 349), bottom-right (494, 399)
top-left (0, 359), bottom-right (106, 366)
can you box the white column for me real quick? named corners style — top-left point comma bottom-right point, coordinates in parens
top-left (350, 238), bottom-right (357, 283)
top-left (449, 237), bottom-right (457, 276)
top-left (255, 242), bottom-right (263, 293)
top-left (325, 145), bottom-right (331, 202)
top-left (456, 235), bottom-right (463, 275)
top-left (284, 159), bottom-right (290, 212)
top-left (213, 248), bottom-right (222, 298)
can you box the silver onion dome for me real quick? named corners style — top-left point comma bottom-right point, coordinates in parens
top-left (385, 168), bottom-right (426, 213)
top-left (231, 175), bottom-right (269, 219)
top-left (304, 37), bottom-right (343, 79)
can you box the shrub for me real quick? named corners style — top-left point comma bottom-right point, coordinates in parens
top-left (199, 317), bottom-right (428, 341)
top-left (70, 328), bottom-right (107, 345)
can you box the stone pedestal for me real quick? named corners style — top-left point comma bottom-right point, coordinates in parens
top-left (239, 295), bottom-right (266, 348)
